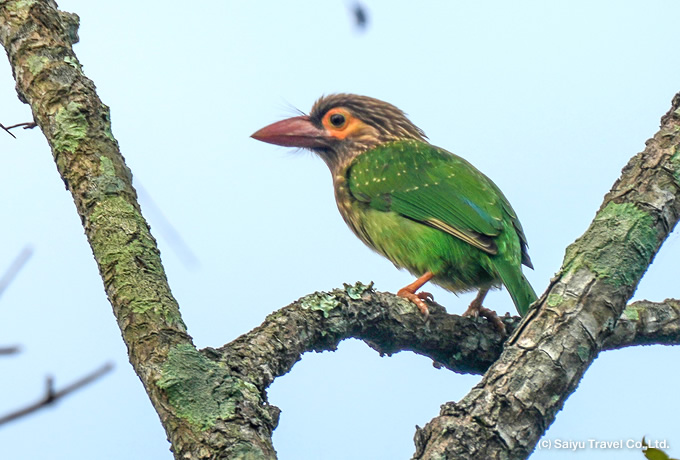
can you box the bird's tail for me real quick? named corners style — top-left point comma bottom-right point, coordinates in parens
top-left (496, 263), bottom-right (537, 316)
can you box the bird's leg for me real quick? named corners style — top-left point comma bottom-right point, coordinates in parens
top-left (397, 271), bottom-right (434, 317)
top-left (463, 288), bottom-right (489, 317)
top-left (463, 288), bottom-right (506, 334)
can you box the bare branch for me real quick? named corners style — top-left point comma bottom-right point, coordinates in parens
top-left (603, 299), bottom-right (680, 350)
top-left (0, 346), bottom-right (21, 356)
top-left (1, 121), bottom-right (37, 138)
top-left (0, 362), bottom-right (114, 426)
top-left (1, 122), bottom-right (16, 138)
top-left (215, 286), bottom-right (680, 386)
top-left (0, 3), bottom-right (269, 459)
top-left (215, 283), bottom-right (512, 382)
top-left (3, 121), bottom-right (36, 130)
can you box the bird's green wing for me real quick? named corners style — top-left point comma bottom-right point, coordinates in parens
top-left (348, 139), bottom-right (525, 258)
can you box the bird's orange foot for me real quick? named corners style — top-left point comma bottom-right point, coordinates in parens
top-left (397, 272), bottom-right (435, 319)
top-left (463, 302), bottom-right (506, 335)
top-left (463, 289), bottom-right (506, 335)
top-left (397, 288), bottom-right (433, 318)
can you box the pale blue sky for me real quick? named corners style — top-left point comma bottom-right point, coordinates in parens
top-left (0, 1), bottom-right (678, 459)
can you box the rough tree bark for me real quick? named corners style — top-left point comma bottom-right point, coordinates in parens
top-left (1, 2), bottom-right (678, 459)
top-left (411, 99), bottom-right (680, 458)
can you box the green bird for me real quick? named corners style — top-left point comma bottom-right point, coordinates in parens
top-left (252, 94), bottom-right (537, 322)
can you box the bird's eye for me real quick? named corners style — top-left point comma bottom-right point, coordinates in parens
top-left (329, 113), bottom-right (346, 127)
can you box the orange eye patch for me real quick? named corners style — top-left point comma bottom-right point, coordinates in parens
top-left (322, 108), bottom-right (367, 140)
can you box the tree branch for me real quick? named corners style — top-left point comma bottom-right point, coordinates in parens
top-left (0, 362), bottom-right (114, 426)
top-left (213, 285), bottom-right (680, 384)
top-left (212, 283), bottom-right (515, 383)
top-left (3, 2), bottom-right (679, 459)
top-left (603, 299), bottom-right (680, 350)
top-left (0, 345), bottom-right (21, 356)
top-left (412, 94), bottom-right (680, 459)
top-left (0, 121), bottom-right (37, 138)
top-left (0, 2), bottom-right (275, 458)
top-left (1, 122), bottom-right (16, 138)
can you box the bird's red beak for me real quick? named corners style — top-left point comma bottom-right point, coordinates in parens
top-left (251, 116), bottom-right (330, 149)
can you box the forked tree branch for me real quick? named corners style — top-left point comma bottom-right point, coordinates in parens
top-left (411, 95), bottom-right (680, 458)
top-left (0, 2), bottom-right (242, 458)
top-left (214, 285), bottom-right (680, 382)
top-left (1, 2), bottom-right (678, 460)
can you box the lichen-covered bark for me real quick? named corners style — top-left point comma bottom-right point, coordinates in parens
top-left (214, 283), bottom-right (515, 383)
top-left (0, 1), bottom-right (276, 458)
top-left (412, 96), bottom-right (680, 459)
top-left (214, 286), bottom-right (680, 384)
top-left (3, 2), bottom-right (680, 460)
top-left (603, 299), bottom-right (680, 350)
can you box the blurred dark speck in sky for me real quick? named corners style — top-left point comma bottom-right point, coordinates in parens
top-left (350, 2), bottom-right (369, 32)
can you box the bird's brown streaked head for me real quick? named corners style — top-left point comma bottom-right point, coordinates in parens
top-left (252, 94), bottom-right (427, 172)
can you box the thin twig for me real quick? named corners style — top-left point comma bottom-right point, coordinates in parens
top-left (0, 123), bottom-right (16, 138)
top-left (0, 346), bottom-right (21, 356)
top-left (0, 362), bottom-right (114, 426)
top-left (1, 121), bottom-right (37, 138)
top-left (0, 246), bottom-right (33, 299)
top-left (4, 122), bottom-right (36, 130)
top-left (0, 121), bottom-right (36, 138)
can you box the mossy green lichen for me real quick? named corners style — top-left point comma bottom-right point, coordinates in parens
top-left (344, 281), bottom-right (373, 300)
top-left (89, 205), bottom-right (142, 263)
top-left (86, 157), bottom-right (127, 204)
top-left (88, 195), bottom-right (184, 327)
top-left (63, 55), bottom-right (81, 71)
top-left (622, 304), bottom-right (641, 321)
top-left (5, 0), bottom-right (37, 13)
top-left (300, 292), bottom-right (341, 318)
top-left (158, 344), bottom-right (260, 431)
top-left (564, 202), bottom-right (656, 288)
top-left (53, 101), bottom-right (87, 153)
top-left (546, 293), bottom-right (564, 308)
top-left (99, 156), bottom-right (115, 176)
top-left (88, 196), bottom-right (139, 264)
top-left (26, 54), bottom-right (48, 75)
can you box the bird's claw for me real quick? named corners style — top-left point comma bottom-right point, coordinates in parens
top-left (397, 288), bottom-right (432, 319)
top-left (462, 304), bottom-right (479, 318)
top-left (463, 302), bottom-right (506, 335)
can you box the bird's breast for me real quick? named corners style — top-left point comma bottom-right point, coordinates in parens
top-left (333, 173), bottom-right (375, 248)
